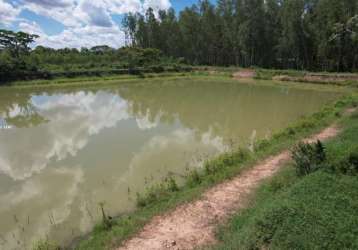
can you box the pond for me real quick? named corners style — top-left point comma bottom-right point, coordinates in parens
top-left (0, 78), bottom-right (339, 249)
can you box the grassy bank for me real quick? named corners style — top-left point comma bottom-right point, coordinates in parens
top-left (1, 65), bottom-right (194, 86)
top-left (69, 92), bottom-right (357, 250)
top-left (5, 67), bottom-right (358, 91)
top-left (212, 109), bottom-right (358, 250)
top-left (5, 71), bottom-right (236, 89)
top-left (8, 72), bottom-right (197, 88)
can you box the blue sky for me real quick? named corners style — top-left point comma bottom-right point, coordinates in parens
top-left (0, 0), bottom-right (215, 48)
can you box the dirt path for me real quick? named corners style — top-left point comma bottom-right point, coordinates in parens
top-left (117, 125), bottom-right (340, 250)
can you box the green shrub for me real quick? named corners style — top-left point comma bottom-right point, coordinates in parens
top-left (32, 240), bottom-right (60, 250)
top-left (335, 151), bottom-right (358, 175)
top-left (292, 140), bottom-right (326, 176)
top-left (186, 169), bottom-right (202, 187)
top-left (351, 109), bottom-right (358, 119)
top-left (205, 149), bottom-right (250, 175)
top-left (148, 65), bottom-right (165, 73)
top-left (166, 176), bottom-right (179, 192)
top-left (349, 151), bottom-right (358, 168)
top-left (136, 176), bottom-right (180, 208)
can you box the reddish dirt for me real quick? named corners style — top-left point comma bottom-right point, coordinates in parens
top-left (232, 69), bottom-right (256, 79)
top-left (117, 125), bottom-right (340, 250)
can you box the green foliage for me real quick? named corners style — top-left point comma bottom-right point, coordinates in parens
top-left (136, 176), bottom-right (179, 208)
top-left (0, 30), bottom-right (187, 83)
top-left (204, 149), bottom-right (250, 175)
top-left (351, 109), bottom-right (358, 119)
top-left (332, 150), bottom-right (358, 175)
top-left (32, 239), bottom-right (60, 250)
top-left (124, 0), bottom-right (358, 71)
top-left (98, 202), bottom-right (113, 230)
top-left (166, 176), bottom-right (179, 192)
top-left (186, 169), bottom-right (202, 187)
top-left (0, 29), bottom-right (38, 57)
top-left (292, 140), bottom-right (326, 176)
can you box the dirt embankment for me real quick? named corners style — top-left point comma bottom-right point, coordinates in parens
top-left (232, 69), bottom-right (358, 85)
top-left (117, 125), bottom-right (341, 250)
top-left (232, 69), bottom-right (256, 79)
top-left (273, 73), bottom-right (358, 84)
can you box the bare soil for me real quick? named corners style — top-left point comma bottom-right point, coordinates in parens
top-left (117, 125), bottom-right (340, 250)
top-left (232, 69), bottom-right (256, 79)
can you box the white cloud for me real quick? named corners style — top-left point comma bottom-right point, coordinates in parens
top-left (103, 0), bottom-right (142, 14)
top-left (21, 0), bottom-right (80, 27)
top-left (43, 25), bottom-right (126, 48)
top-left (18, 19), bottom-right (126, 48)
top-left (0, 0), bottom-right (21, 25)
top-left (23, 0), bottom-right (73, 8)
top-left (18, 20), bottom-right (45, 35)
top-left (1, 0), bottom-right (172, 48)
top-left (78, 0), bottom-right (113, 27)
top-left (135, 109), bottom-right (162, 130)
top-left (143, 0), bottom-right (171, 12)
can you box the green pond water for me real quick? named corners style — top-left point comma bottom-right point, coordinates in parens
top-left (0, 78), bottom-right (339, 249)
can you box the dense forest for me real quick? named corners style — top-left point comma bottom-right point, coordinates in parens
top-left (123, 0), bottom-right (358, 71)
top-left (1, 0), bottom-right (358, 83)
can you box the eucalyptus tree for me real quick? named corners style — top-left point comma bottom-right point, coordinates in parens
top-left (217, 0), bottom-right (236, 65)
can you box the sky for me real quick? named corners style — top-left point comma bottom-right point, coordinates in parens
top-left (0, 0), bottom-right (206, 49)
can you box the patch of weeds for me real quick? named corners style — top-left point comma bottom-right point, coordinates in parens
top-left (136, 176), bottom-right (180, 208)
top-left (98, 202), bottom-right (115, 230)
top-left (186, 169), bottom-right (202, 187)
top-left (204, 149), bottom-right (251, 175)
top-left (253, 138), bottom-right (273, 152)
top-left (32, 239), bottom-right (61, 250)
top-left (292, 140), bottom-right (326, 176)
top-left (166, 176), bottom-right (179, 192)
top-left (334, 151), bottom-right (358, 175)
top-left (351, 109), bottom-right (358, 119)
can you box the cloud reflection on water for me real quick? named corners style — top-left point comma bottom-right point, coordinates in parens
top-left (0, 89), bottom-right (227, 250)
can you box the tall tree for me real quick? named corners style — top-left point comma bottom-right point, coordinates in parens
top-left (0, 30), bottom-right (39, 59)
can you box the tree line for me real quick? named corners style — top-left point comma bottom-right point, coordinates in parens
top-left (1, 0), bottom-right (358, 83)
top-left (0, 29), bottom-right (181, 82)
top-left (123, 0), bottom-right (358, 72)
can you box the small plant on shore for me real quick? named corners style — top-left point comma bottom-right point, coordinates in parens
top-left (292, 140), bottom-right (326, 176)
top-left (136, 176), bottom-right (180, 208)
top-left (32, 239), bottom-right (60, 250)
top-left (204, 148), bottom-right (250, 175)
top-left (98, 202), bottom-right (112, 230)
top-left (166, 176), bottom-right (179, 192)
top-left (186, 169), bottom-right (202, 187)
